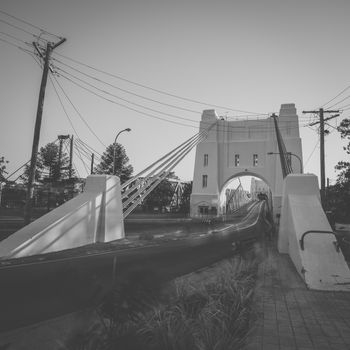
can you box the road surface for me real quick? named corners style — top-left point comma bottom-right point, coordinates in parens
top-left (0, 201), bottom-right (269, 332)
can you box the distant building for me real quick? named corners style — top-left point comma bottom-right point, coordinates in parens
top-left (250, 177), bottom-right (269, 200)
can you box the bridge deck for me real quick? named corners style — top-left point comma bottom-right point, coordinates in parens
top-left (245, 240), bottom-right (350, 350)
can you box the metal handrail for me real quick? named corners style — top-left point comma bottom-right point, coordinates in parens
top-left (299, 230), bottom-right (337, 251)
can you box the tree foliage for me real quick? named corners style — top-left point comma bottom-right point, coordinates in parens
top-left (179, 181), bottom-right (193, 213)
top-left (327, 118), bottom-right (350, 221)
top-left (94, 144), bottom-right (133, 184)
top-left (143, 179), bottom-right (174, 212)
top-left (142, 173), bottom-right (191, 213)
top-left (0, 156), bottom-right (9, 181)
top-left (23, 142), bottom-right (73, 183)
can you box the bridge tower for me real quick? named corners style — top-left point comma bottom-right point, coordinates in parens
top-left (190, 103), bottom-right (303, 218)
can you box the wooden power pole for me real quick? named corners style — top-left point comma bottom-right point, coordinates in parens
top-left (69, 135), bottom-right (74, 178)
top-left (302, 108), bottom-right (339, 207)
top-left (24, 38), bottom-right (66, 224)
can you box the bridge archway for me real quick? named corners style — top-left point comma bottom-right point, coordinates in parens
top-left (219, 173), bottom-right (272, 216)
top-left (190, 104), bottom-right (303, 219)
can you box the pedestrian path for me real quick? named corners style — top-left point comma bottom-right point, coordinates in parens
top-left (245, 241), bottom-right (350, 350)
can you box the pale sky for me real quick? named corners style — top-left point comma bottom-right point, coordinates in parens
top-left (0, 0), bottom-right (349, 184)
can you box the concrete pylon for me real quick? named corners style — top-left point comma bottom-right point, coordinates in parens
top-left (0, 175), bottom-right (124, 259)
top-left (278, 174), bottom-right (350, 291)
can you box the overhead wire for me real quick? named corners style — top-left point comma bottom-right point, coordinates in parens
top-left (327, 94), bottom-right (350, 109)
top-left (0, 17), bottom-right (45, 41)
top-left (0, 9), bottom-right (62, 39)
top-left (0, 36), bottom-right (28, 49)
top-left (58, 72), bottom-right (311, 133)
top-left (56, 68), bottom-right (199, 124)
top-left (50, 76), bottom-right (97, 177)
top-left (52, 52), bottom-right (266, 116)
top-left (53, 60), bottom-right (202, 115)
top-left (320, 85), bottom-right (350, 108)
top-left (49, 75), bottom-right (82, 139)
top-left (338, 104), bottom-right (350, 111)
top-left (73, 147), bottom-right (89, 176)
top-left (59, 73), bottom-right (200, 129)
top-left (76, 138), bottom-right (103, 158)
top-left (51, 75), bottom-right (107, 148)
top-left (75, 147), bottom-right (102, 167)
top-left (304, 139), bottom-right (320, 169)
top-left (0, 30), bottom-right (32, 46)
top-left (74, 141), bottom-right (101, 164)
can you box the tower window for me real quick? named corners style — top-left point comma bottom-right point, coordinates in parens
top-left (204, 154), bottom-right (208, 166)
top-left (202, 175), bottom-right (208, 188)
top-left (235, 154), bottom-right (240, 167)
top-left (253, 154), bottom-right (258, 166)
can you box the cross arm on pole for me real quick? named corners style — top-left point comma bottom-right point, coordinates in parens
top-left (52, 38), bottom-right (66, 49)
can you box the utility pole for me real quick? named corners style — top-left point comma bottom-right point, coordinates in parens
top-left (57, 134), bottom-right (69, 180)
top-left (302, 108), bottom-right (339, 207)
top-left (69, 135), bottom-right (74, 178)
top-left (24, 38), bottom-right (66, 224)
top-left (90, 153), bottom-right (95, 175)
top-left (57, 137), bottom-right (64, 180)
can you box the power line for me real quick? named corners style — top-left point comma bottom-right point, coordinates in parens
top-left (0, 30), bottom-right (31, 45)
top-left (0, 36), bottom-right (28, 49)
top-left (52, 74), bottom-right (107, 148)
top-left (76, 138), bottom-right (103, 158)
top-left (59, 72), bottom-right (310, 133)
top-left (337, 102), bottom-right (350, 110)
top-left (52, 52), bottom-right (266, 115)
top-left (0, 9), bottom-right (61, 39)
top-left (73, 147), bottom-right (89, 176)
top-left (0, 17), bottom-right (44, 41)
top-left (304, 139), bottom-right (320, 168)
top-left (303, 108), bottom-right (339, 205)
top-left (56, 68), bottom-right (199, 124)
top-left (75, 143), bottom-right (102, 166)
top-left (58, 65), bottom-right (312, 127)
top-left (327, 94), bottom-right (350, 109)
top-left (320, 85), bottom-right (350, 108)
top-left (53, 60), bottom-right (202, 114)
top-left (74, 141), bottom-right (100, 163)
top-left (59, 73), bottom-right (200, 129)
top-left (49, 75), bottom-right (82, 139)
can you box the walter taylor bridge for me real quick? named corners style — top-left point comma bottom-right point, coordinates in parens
top-left (0, 103), bottom-right (349, 336)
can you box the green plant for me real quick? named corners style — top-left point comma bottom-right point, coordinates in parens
top-left (66, 256), bottom-right (257, 350)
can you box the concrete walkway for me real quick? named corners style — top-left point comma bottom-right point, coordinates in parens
top-left (245, 241), bottom-right (350, 350)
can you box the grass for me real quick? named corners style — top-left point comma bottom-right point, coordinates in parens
top-left (66, 254), bottom-right (258, 350)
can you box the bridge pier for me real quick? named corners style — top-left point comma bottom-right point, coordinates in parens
top-left (278, 174), bottom-right (350, 291)
top-left (0, 175), bottom-right (125, 258)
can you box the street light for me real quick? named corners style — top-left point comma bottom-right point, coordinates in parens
top-left (267, 152), bottom-right (303, 173)
top-left (113, 128), bottom-right (131, 175)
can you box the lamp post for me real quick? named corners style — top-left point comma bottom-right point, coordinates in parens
top-left (113, 128), bottom-right (131, 175)
top-left (267, 152), bottom-right (303, 173)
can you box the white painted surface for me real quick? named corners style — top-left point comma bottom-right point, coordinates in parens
top-left (190, 104), bottom-right (303, 218)
top-left (0, 175), bottom-right (124, 258)
top-left (278, 174), bottom-right (350, 291)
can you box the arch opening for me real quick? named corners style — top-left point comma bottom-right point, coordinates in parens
top-left (218, 173), bottom-right (272, 216)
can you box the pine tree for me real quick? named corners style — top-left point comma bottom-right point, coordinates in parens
top-left (94, 144), bottom-right (133, 184)
top-left (0, 156), bottom-right (9, 181)
top-left (23, 142), bottom-right (73, 183)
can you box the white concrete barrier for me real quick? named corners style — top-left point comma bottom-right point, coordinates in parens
top-left (0, 175), bottom-right (124, 258)
top-left (278, 174), bottom-right (350, 291)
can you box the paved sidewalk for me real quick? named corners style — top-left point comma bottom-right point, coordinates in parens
top-left (245, 241), bottom-right (350, 350)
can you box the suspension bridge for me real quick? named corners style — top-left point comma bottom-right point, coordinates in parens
top-left (0, 103), bottom-right (349, 335)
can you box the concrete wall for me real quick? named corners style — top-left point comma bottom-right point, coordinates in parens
top-left (0, 175), bottom-right (124, 258)
top-left (278, 174), bottom-right (350, 291)
top-left (190, 104), bottom-right (303, 218)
